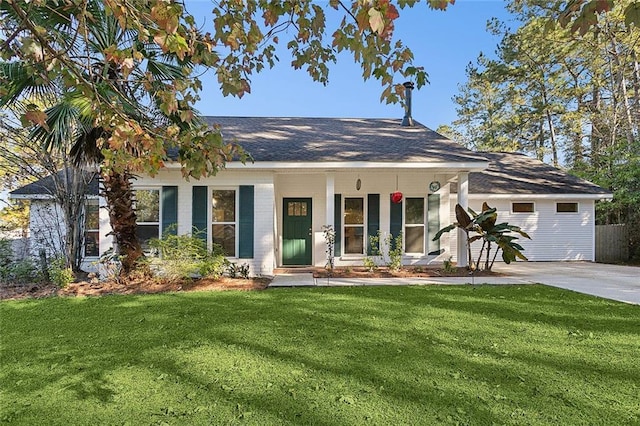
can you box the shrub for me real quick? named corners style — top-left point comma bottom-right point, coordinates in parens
top-left (0, 238), bottom-right (41, 284)
top-left (0, 238), bottom-right (12, 268)
top-left (433, 202), bottom-right (530, 271)
top-left (0, 239), bottom-right (12, 282)
top-left (367, 231), bottom-right (403, 272)
top-left (322, 225), bottom-right (335, 272)
top-left (363, 256), bottom-right (377, 272)
top-left (442, 256), bottom-right (455, 274)
top-left (226, 262), bottom-right (250, 279)
top-left (388, 233), bottom-right (403, 272)
top-left (148, 232), bottom-right (227, 280)
top-left (98, 249), bottom-right (123, 283)
top-left (48, 257), bottom-right (74, 288)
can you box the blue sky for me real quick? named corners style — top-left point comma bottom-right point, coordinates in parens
top-left (187, 0), bottom-right (514, 129)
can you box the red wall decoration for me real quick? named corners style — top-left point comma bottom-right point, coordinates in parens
top-left (391, 191), bottom-right (403, 204)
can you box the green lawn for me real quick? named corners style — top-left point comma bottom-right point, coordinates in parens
top-left (1, 285), bottom-right (639, 425)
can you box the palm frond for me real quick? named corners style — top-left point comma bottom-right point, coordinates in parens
top-left (0, 62), bottom-right (57, 107)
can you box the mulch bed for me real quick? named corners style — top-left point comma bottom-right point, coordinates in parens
top-left (313, 266), bottom-right (500, 279)
top-left (1, 267), bottom-right (501, 301)
top-left (0, 276), bottom-right (270, 301)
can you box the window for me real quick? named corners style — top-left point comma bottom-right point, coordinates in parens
top-left (212, 189), bottom-right (236, 257)
top-left (135, 189), bottom-right (160, 250)
top-left (84, 199), bottom-right (99, 257)
top-left (405, 197), bottom-right (425, 254)
top-left (556, 202), bottom-right (578, 213)
top-left (512, 202), bottom-right (534, 213)
top-left (287, 201), bottom-right (308, 216)
top-left (344, 197), bottom-right (364, 254)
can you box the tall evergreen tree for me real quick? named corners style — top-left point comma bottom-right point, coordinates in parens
top-left (447, 0), bottom-right (640, 260)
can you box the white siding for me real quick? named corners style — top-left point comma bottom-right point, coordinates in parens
top-left (28, 200), bottom-right (99, 272)
top-left (101, 169), bottom-right (276, 276)
top-left (276, 171), bottom-right (456, 268)
top-left (29, 200), bottom-right (66, 259)
top-left (448, 196), bottom-right (596, 264)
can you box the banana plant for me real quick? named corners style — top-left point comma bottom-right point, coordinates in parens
top-left (432, 202), bottom-right (531, 271)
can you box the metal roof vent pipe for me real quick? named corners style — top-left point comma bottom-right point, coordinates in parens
top-left (401, 81), bottom-right (414, 126)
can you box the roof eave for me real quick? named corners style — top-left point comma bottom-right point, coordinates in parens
top-left (8, 193), bottom-right (55, 200)
top-left (469, 193), bottom-right (614, 200)
top-left (164, 160), bottom-right (490, 171)
top-left (9, 193), bottom-right (100, 200)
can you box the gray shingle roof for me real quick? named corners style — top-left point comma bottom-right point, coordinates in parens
top-left (200, 116), bottom-right (488, 163)
top-left (463, 152), bottom-right (611, 195)
top-left (9, 170), bottom-right (99, 197)
top-left (10, 123), bottom-right (611, 198)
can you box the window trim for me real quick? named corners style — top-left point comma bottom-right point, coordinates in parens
top-left (556, 202), bottom-right (579, 214)
top-left (343, 196), bottom-right (366, 256)
top-left (83, 198), bottom-right (100, 258)
top-left (511, 201), bottom-right (535, 214)
top-left (134, 187), bottom-right (162, 250)
top-left (210, 187), bottom-right (239, 258)
top-left (404, 196), bottom-right (426, 255)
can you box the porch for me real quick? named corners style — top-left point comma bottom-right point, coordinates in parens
top-left (272, 169), bottom-right (472, 269)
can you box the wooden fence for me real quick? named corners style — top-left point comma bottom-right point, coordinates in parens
top-left (595, 224), bottom-right (629, 263)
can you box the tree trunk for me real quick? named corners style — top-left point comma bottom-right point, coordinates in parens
top-left (485, 242), bottom-right (491, 271)
top-left (631, 51), bottom-right (640, 136)
top-left (101, 170), bottom-right (144, 274)
top-left (537, 119), bottom-right (545, 161)
top-left (608, 29), bottom-right (636, 148)
top-left (545, 107), bottom-right (559, 167)
top-left (590, 85), bottom-right (602, 168)
top-left (539, 78), bottom-right (559, 167)
top-left (64, 169), bottom-right (85, 272)
top-left (572, 89), bottom-right (585, 168)
top-left (51, 165), bottom-right (91, 272)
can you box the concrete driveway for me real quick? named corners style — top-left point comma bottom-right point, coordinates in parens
top-left (493, 262), bottom-right (640, 305)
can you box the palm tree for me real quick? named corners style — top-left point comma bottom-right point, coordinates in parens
top-left (0, 0), bottom-right (217, 274)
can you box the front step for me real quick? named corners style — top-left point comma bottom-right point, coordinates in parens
top-left (274, 267), bottom-right (318, 274)
top-left (269, 272), bottom-right (316, 287)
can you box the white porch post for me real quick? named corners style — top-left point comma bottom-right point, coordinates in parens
top-left (326, 173), bottom-right (335, 229)
top-left (457, 171), bottom-right (469, 267)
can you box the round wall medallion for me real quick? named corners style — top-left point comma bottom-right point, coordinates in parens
top-left (429, 181), bottom-right (441, 192)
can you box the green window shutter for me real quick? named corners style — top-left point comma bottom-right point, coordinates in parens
top-left (161, 186), bottom-right (178, 236)
top-left (367, 194), bottom-right (380, 255)
top-left (192, 186), bottom-right (208, 241)
top-left (428, 194), bottom-right (441, 255)
top-left (334, 194), bottom-right (342, 257)
top-left (238, 185), bottom-right (254, 258)
top-left (389, 195), bottom-right (403, 250)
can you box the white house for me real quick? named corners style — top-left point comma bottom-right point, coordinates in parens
top-left (10, 116), bottom-right (612, 275)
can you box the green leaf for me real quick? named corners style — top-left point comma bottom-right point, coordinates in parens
top-left (624, 2), bottom-right (640, 27)
top-left (432, 224), bottom-right (456, 241)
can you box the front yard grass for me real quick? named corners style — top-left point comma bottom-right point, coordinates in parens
top-left (1, 284), bottom-right (639, 425)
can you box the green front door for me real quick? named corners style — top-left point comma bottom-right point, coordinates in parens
top-left (282, 198), bottom-right (312, 265)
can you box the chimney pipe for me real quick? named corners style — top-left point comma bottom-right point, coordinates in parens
top-left (401, 81), bottom-right (414, 126)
